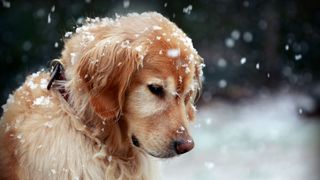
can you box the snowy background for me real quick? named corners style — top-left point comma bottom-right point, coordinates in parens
top-left (161, 91), bottom-right (320, 180)
top-left (1, 0), bottom-right (320, 179)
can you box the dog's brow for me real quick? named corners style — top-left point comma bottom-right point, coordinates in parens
top-left (147, 77), bottom-right (163, 85)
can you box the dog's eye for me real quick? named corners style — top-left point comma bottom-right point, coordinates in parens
top-left (148, 84), bottom-right (164, 97)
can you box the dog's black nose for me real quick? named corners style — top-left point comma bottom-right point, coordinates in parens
top-left (173, 139), bottom-right (194, 154)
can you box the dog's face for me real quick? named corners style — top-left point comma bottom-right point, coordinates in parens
top-left (124, 49), bottom-right (201, 158)
top-left (71, 12), bottom-right (204, 158)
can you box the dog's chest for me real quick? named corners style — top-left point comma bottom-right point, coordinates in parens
top-left (15, 115), bottom-right (107, 179)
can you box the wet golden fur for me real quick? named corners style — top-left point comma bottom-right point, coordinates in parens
top-left (0, 12), bottom-right (203, 180)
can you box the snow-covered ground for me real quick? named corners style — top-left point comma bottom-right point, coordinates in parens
top-left (160, 92), bottom-right (320, 180)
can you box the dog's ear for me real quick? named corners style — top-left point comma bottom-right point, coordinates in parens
top-left (77, 38), bottom-right (146, 120)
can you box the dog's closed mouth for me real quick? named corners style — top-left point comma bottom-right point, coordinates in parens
top-left (131, 135), bottom-right (140, 147)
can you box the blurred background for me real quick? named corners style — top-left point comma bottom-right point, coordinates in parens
top-left (1, 0), bottom-right (319, 179)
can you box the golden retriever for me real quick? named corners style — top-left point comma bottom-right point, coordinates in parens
top-left (0, 12), bottom-right (204, 180)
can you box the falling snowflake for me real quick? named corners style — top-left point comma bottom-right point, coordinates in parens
top-left (2, 0), bottom-right (10, 8)
top-left (285, 44), bottom-right (289, 51)
top-left (183, 5), bottom-right (193, 15)
top-left (231, 30), bottom-right (241, 40)
top-left (51, 5), bottom-right (55, 12)
top-left (256, 63), bottom-right (260, 70)
top-left (267, 73), bottom-right (271, 78)
top-left (243, 31), bottom-right (253, 42)
top-left (218, 79), bottom-right (227, 88)
top-left (240, 57), bottom-right (247, 64)
top-left (47, 13), bottom-right (51, 24)
top-left (204, 161), bottom-right (215, 169)
top-left (295, 54), bottom-right (302, 61)
top-left (217, 58), bottom-right (227, 68)
top-left (225, 38), bottom-right (235, 48)
top-left (205, 118), bottom-right (212, 125)
top-left (123, 0), bottom-right (130, 8)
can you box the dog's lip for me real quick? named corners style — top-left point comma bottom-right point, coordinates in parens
top-left (136, 147), bottom-right (177, 159)
top-left (130, 135), bottom-right (178, 158)
top-left (147, 151), bottom-right (177, 158)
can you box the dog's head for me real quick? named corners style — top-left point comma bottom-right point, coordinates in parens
top-left (64, 12), bottom-right (204, 158)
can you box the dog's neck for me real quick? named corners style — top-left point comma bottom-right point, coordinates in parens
top-left (81, 102), bottom-right (135, 158)
top-left (81, 106), bottom-right (152, 179)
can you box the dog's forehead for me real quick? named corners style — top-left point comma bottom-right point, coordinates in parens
top-left (140, 55), bottom-right (196, 95)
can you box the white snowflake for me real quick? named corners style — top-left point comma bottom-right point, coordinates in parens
top-left (83, 33), bottom-right (95, 42)
top-left (123, 0), bottom-right (130, 8)
top-left (267, 73), bottom-right (271, 78)
top-left (51, 5), bottom-right (55, 12)
top-left (44, 121), bottom-right (53, 128)
top-left (27, 80), bottom-right (38, 89)
top-left (256, 63), bottom-right (260, 70)
top-left (204, 161), bottom-right (215, 169)
top-left (225, 38), bottom-right (235, 48)
top-left (152, 25), bottom-right (162, 30)
top-left (108, 155), bottom-right (113, 162)
top-left (218, 79), bottom-right (227, 88)
top-left (65, 31), bottom-right (73, 38)
top-left (295, 54), bottom-right (302, 61)
top-left (176, 126), bottom-right (185, 134)
top-left (231, 30), bottom-right (241, 40)
top-left (240, 57), bottom-right (247, 64)
top-left (285, 44), bottom-right (289, 51)
top-left (33, 96), bottom-right (51, 106)
top-left (40, 79), bottom-right (48, 89)
top-left (217, 58), bottom-right (227, 68)
top-left (243, 31), bottom-right (253, 42)
top-left (2, 0), bottom-right (10, 8)
top-left (7, 94), bottom-right (14, 104)
top-left (47, 13), bottom-right (51, 24)
top-left (31, 71), bottom-right (40, 78)
top-left (17, 134), bottom-right (22, 139)
top-left (185, 66), bottom-right (191, 74)
top-left (205, 118), bottom-right (212, 125)
top-left (135, 45), bottom-right (143, 52)
top-left (167, 48), bottom-right (180, 58)
top-left (50, 169), bottom-right (56, 175)
top-left (183, 5), bottom-right (193, 15)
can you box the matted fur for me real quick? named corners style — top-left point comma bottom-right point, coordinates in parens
top-left (0, 12), bottom-right (204, 180)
